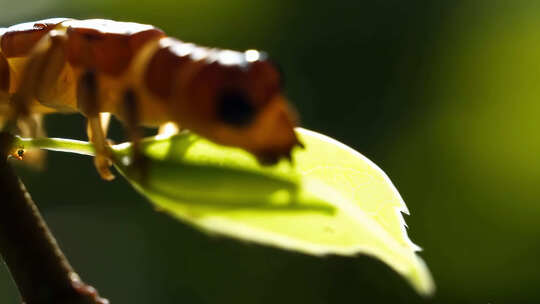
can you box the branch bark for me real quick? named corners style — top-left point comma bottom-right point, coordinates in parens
top-left (0, 132), bottom-right (108, 304)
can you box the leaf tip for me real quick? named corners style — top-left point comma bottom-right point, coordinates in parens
top-left (409, 255), bottom-right (436, 297)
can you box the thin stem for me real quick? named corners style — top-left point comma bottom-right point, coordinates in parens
top-left (15, 136), bottom-right (96, 156)
top-left (0, 132), bottom-right (108, 304)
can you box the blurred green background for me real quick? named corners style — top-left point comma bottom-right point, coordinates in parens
top-left (1, 0), bottom-right (539, 303)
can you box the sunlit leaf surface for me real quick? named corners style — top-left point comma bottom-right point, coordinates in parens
top-left (111, 128), bottom-right (434, 295)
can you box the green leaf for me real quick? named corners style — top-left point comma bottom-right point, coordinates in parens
top-left (110, 128), bottom-right (434, 296)
top-left (12, 129), bottom-right (434, 295)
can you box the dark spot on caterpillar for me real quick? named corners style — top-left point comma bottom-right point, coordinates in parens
top-left (123, 88), bottom-right (137, 109)
top-left (33, 23), bottom-right (48, 30)
top-left (217, 89), bottom-right (255, 127)
top-left (123, 88), bottom-right (140, 127)
top-left (77, 69), bottom-right (99, 115)
top-left (83, 32), bottom-right (101, 41)
top-left (80, 70), bottom-right (97, 89)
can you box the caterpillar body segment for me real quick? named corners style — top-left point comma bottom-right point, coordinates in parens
top-left (0, 18), bottom-right (300, 179)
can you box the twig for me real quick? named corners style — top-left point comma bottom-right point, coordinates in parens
top-left (0, 132), bottom-right (108, 304)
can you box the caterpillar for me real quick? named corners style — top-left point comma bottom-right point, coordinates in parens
top-left (0, 18), bottom-right (300, 180)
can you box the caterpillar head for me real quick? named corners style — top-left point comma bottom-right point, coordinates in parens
top-left (179, 50), bottom-right (301, 164)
